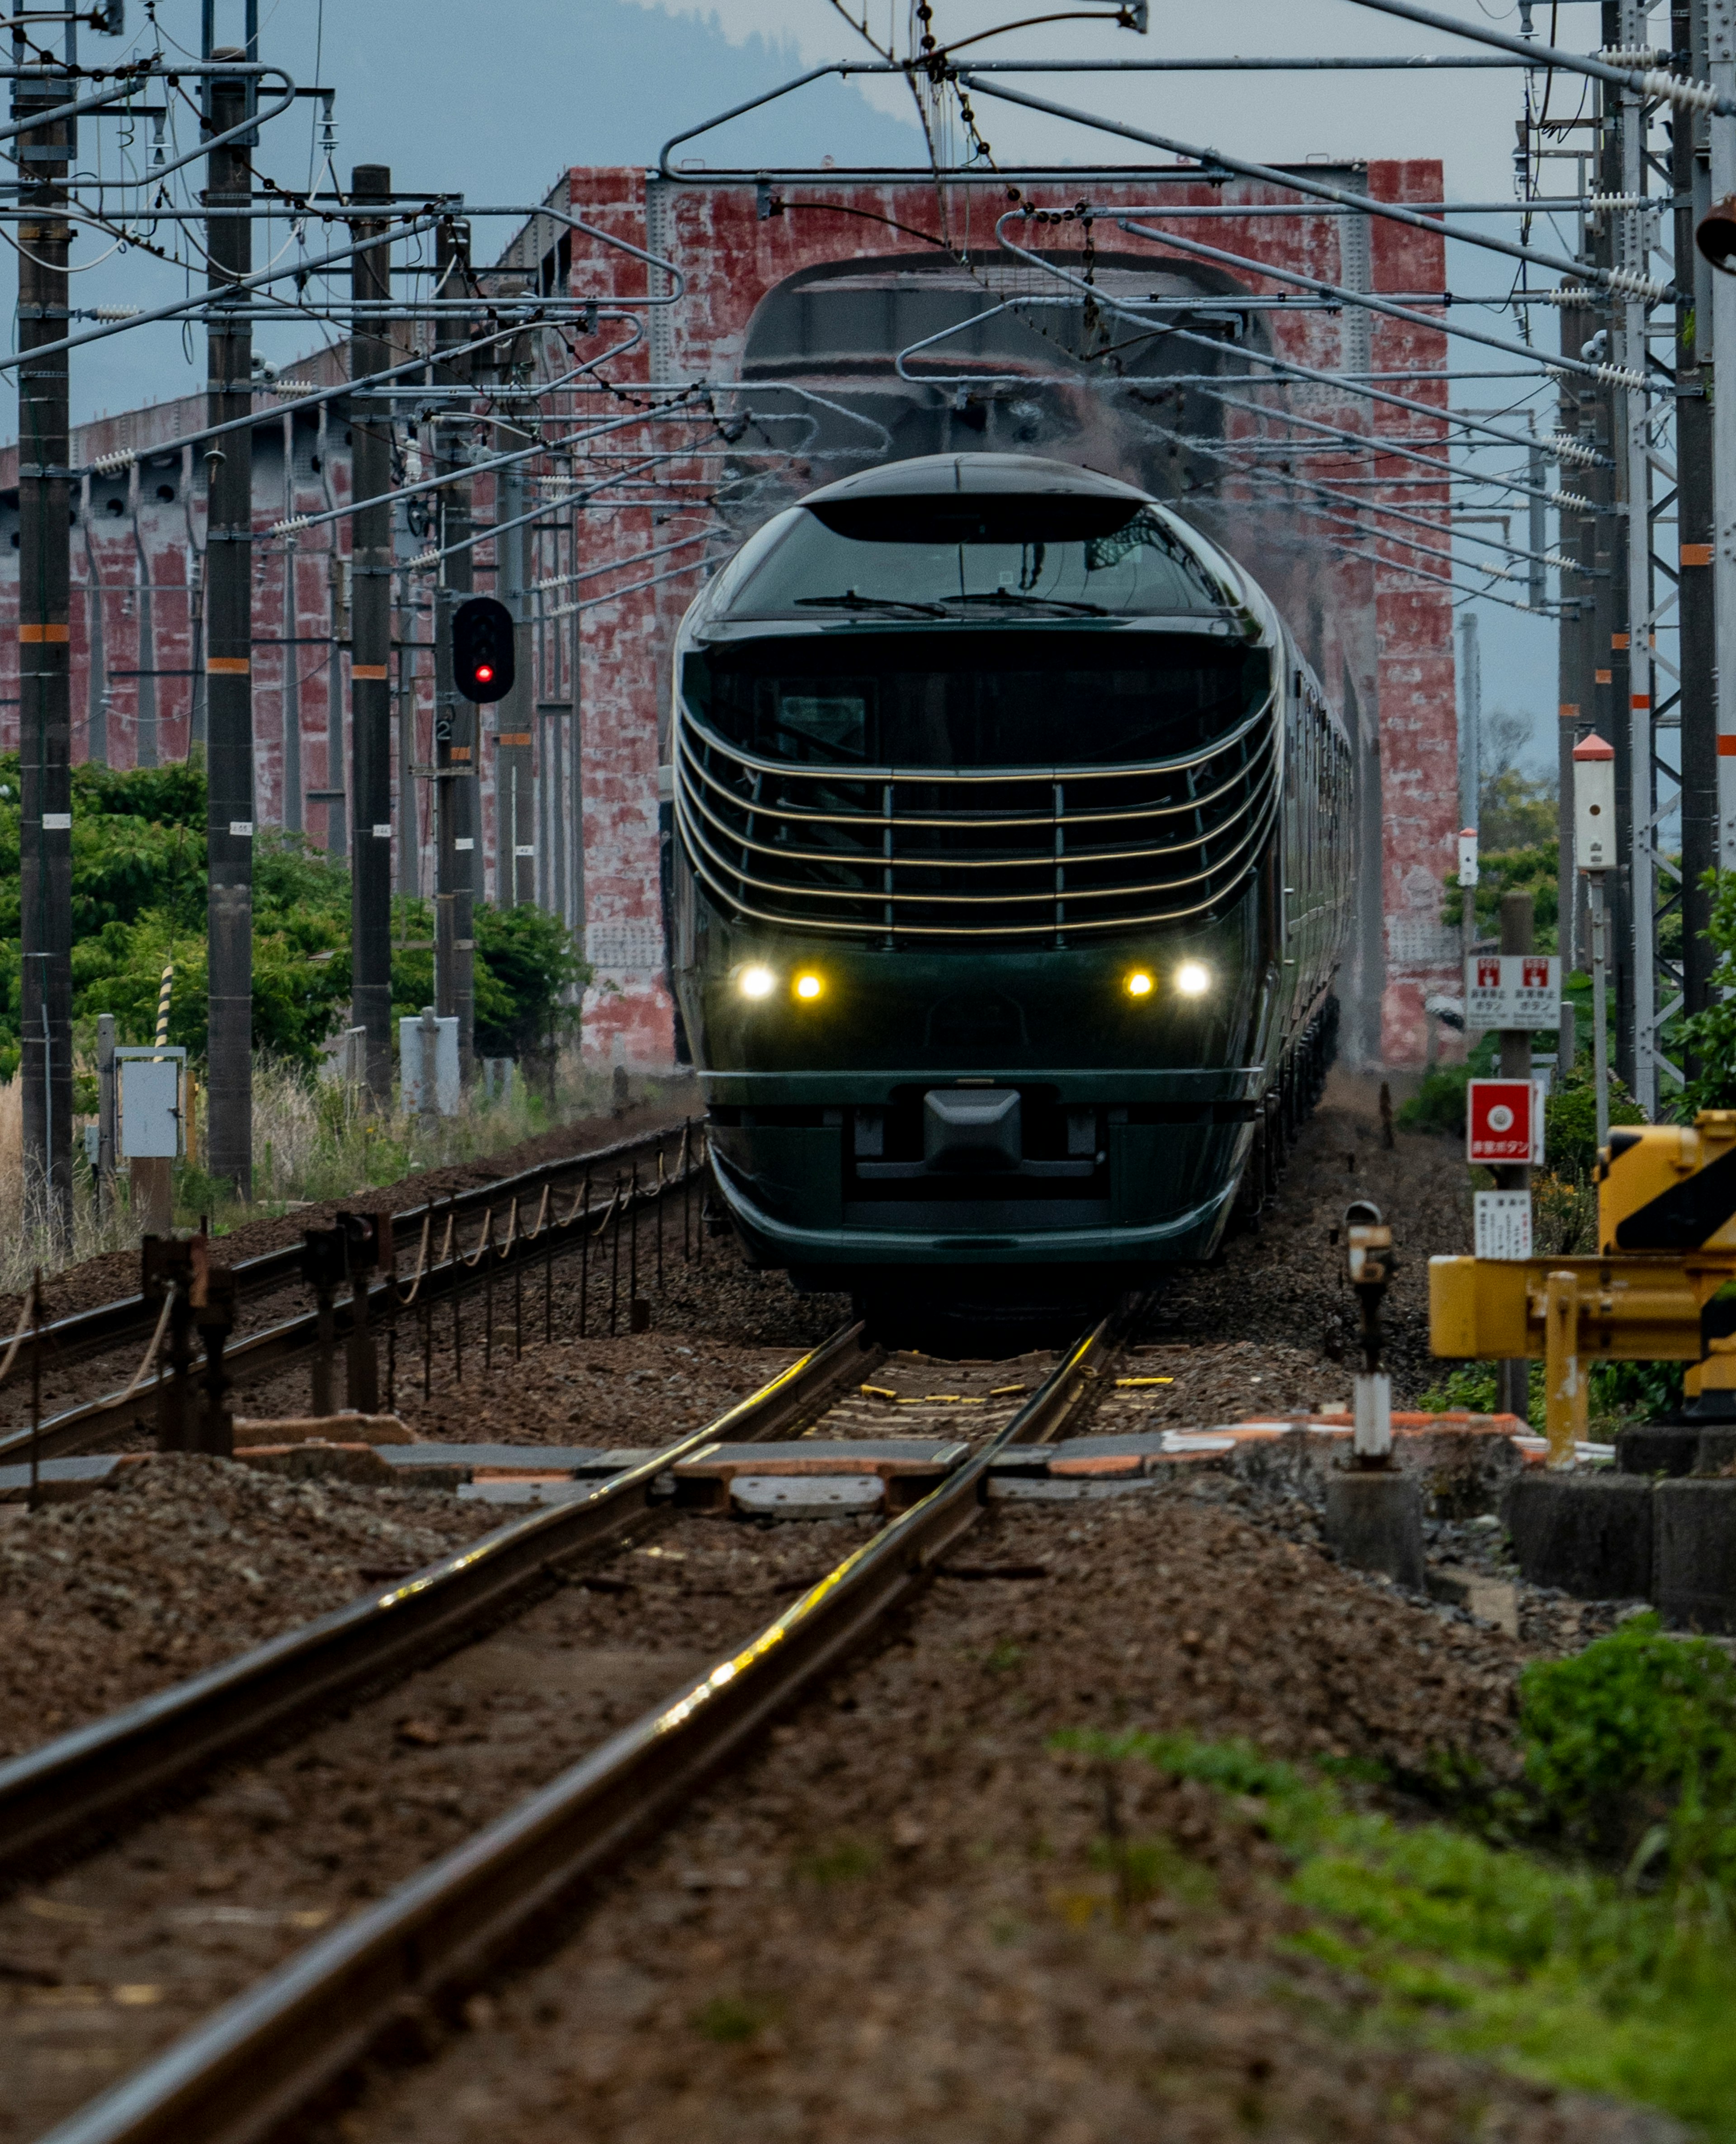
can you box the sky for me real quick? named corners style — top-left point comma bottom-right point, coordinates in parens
top-left (19, 0), bottom-right (1628, 777)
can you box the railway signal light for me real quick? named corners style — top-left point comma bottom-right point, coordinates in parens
top-left (451, 596), bottom-right (515, 704)
top-left (738, 965), bottom-right (774, 999)
top-left (1125, 970), bottom-right (1154, 998)
top-left (1175, 961), bottom-right (1211, 997)
top-left (794, 972), bottom-right (823, 1001)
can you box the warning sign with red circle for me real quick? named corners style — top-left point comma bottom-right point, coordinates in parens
top-left (1467, 1078), bottom-right (1542, 1166)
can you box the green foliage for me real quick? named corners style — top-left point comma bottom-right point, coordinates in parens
top-left (693, 1995), bottom-right (777, 2045)
top-left (1480, 761), bottom-right (1559, 854)
top-left (1519, 1614), bottom-right (1736, 1880)
top-left (1059, 1719), bottom-right (1736, 2136)
top-left (1680, 869), bottom-right (1736, 1113)
top-left (1414, 1356), bottom-right (1680, 1434)
top-left (1444, 841), bottom-right (1560, 951)
top-left (795, 1837), bottom-right (882, 1885)
top-left (1396, 1034), bottom-right (1495, 1138)
top-left (1546, 1059), bottom-right (1646, 1179)
top-left (0, 753), bottom-right (585, 1074)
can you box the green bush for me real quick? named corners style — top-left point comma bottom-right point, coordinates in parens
top-left (0, 752), bottom-right (585, 1071)
top-left (1061, 1714), bottom-right (1736, 2136)
top-left (1681, 868), bottom-right (1736, 1112)
top-left (1519, 1614), bottom-right (1736, 1880)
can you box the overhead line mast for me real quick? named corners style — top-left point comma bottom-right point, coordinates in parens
top-left (203, 52), bottom-right (256, 1198)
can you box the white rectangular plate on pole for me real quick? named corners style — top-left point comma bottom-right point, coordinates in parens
top-left (1474, 1189), bottom-right (1533, 1261)
top-left (1464, 954), bottom-right (1561, 1030)
top-left (118, 1053), bottom-right (183, 1159)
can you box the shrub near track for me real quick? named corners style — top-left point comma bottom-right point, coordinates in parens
top-left (1058, 1616), bottom-right (1736, 2136)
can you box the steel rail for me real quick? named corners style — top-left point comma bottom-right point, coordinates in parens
top-left (3, 1117), bottom-right (693, 1388)
top-left (39, 1299), bottom-right (1136, 2144)
top-left (0, 1132), bottom-right (698, 1466)
top-left (0, 1319), bottom-right (875, 1884)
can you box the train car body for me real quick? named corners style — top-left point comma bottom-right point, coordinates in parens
top-left (668, 453), bottom-right (1352, 1289)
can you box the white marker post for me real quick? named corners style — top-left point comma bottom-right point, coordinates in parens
top-left (1574, 734), bottom-right (1617, 1152)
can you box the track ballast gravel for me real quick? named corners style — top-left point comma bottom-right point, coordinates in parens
top-left (319, 1481), bottom-right (1671, 2144)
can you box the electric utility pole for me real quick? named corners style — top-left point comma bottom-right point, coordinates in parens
top-left (432, 217), bottom-right (478, 1082)
top-left (204, 55), bottom-right (256, 1196)
top-left (492, 297), bottom-right (536, 911)
top-left (349, 163), bottom-right (394, 1106)
top-left (15, 22), bottom-right (73, 1236)
top-left (1678, 0), bottom-right (1717, 1055)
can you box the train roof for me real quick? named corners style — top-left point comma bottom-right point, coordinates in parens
top-left (800, 453), bottom-right (1154, 511)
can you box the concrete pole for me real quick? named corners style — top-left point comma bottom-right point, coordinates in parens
top-left (348, 164), bottom-right (394, 1109)
top-left (1594, 6), bottom-right (1636, 1092)
top-left (203, 59), bottom-right (255, 1198)
top-left (1591, 875), bottom-right (1612, 1152)
top-left (1496, 887), bottom-right (1534, 1420)
top-left (1557, 298), bottom-right (1594, 982)
top-left (15, 35), bottom-right (74, 1239)
top-left (1679, 0), bottom-right (1717, 1062)
top-left (1709, 4), bottom-right (1736, 876)
top-left (432, 218), bottom-right (478, 1084)
top-left (1619, 0), bottom-right (1656, 1118)
top-left (494, 420), bottom-right (536, 911)
top-left (1456, 610), bottom-right (1480, 834)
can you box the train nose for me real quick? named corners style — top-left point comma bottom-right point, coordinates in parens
top-left (923, 1088), bottom-right (1022, 1173)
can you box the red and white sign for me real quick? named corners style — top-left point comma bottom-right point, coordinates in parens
top-left (1467, 1078), bottom-right (1546, 1166)
top-left (1463, 953), bottom-right (1561, 1031)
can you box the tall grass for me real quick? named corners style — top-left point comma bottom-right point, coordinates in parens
top-left (0, 1048), bottom-right (672, 1296)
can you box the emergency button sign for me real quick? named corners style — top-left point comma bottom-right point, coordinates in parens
top-left (1467, 1078), bottom-right (1543, 1166)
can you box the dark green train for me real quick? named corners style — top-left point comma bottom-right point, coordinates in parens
top-left (668, 453), bottom-right (1351, 1299)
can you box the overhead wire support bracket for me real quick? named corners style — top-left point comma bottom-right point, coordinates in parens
top-left (953, 70), bottom-right (1674, 305)
top-left (1338, 0), bottom-right (1735, 117)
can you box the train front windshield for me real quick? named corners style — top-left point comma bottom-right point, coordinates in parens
top-left (682, 633), bottom-right (1272, 768)
top-left (714, 494), bottom-right (1234, 622)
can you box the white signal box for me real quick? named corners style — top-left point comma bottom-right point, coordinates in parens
top-left (1458, 827), bottom-right (1479, 888)
top-left (1573, 732), bottom-right (1617, 872)
top-left (116, 1047), bottom-right (185, 1160)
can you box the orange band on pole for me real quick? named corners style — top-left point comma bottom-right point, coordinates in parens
top-left (205, 656), bottom-right (250, 675)
top-left (1717, 737), bottom-right (1736, 758)
top-left (1632, 695), bottom-right (1652, 711)
top-left (351, 663), bottom-right (388, 681)
top-left (1595, 669), bottom-right (1613, 685)
top-left (1559, 703), bottom-right (1580, 720)
top-left (18, 623), bottom-right (69, 643)
top-left (1682, 543), bottom-right (1714, 568)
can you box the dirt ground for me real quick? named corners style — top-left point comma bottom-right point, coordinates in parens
top-left (313, 1483), bottom-right (1669, 2144)
top-left (0, 1076), bottom-right (1681, 2143)
top-left (1150, 1066), bottom-right (1471, 1404)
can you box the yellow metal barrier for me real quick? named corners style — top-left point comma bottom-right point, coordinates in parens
top-left (1429, 1110), bottom-right (1736, 1469)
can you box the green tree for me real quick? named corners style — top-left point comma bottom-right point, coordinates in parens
top-left (0, 754), bottom-right (587, 1077)
top-left (1681, 869), bottom-right (1736, 1113)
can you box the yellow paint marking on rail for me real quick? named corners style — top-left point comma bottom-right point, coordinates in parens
top-left (1115, 1376), bottom-right (1175, 1387)
top-left (859, 1385), bottom-right (899, 1400)
top-left (988, 1384), bottom-right (1028, 1397)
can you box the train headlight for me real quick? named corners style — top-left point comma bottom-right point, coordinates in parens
top-left (1125, 970), bottom-right (1154, 998)
top-left (794, 972), bottom-right (824, 1001)
top-left (1175, 960), bottom-right (1212, 998)
top-left (739, 964), bottom-right (776, 999)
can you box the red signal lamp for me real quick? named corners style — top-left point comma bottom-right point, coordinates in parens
top-left (476, 664), bottom-right (494, 684)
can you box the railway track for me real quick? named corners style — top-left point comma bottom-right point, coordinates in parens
top-left (9, 1298), bottom-right (1139, 2144)
top-left (0, 1118), bottom-right (705, 1469)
